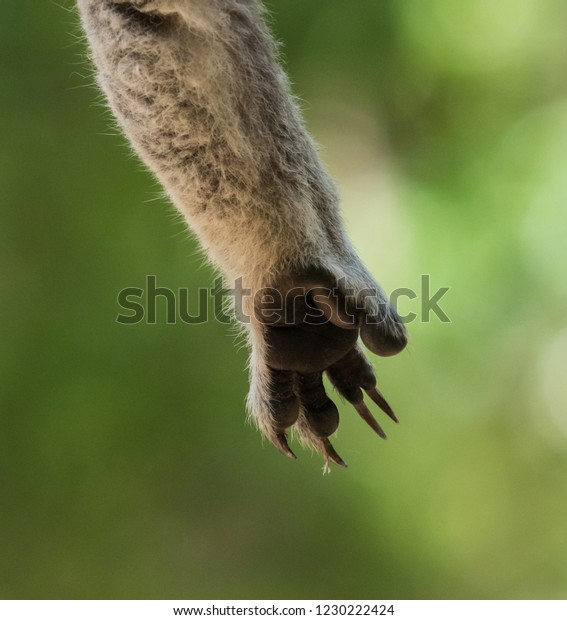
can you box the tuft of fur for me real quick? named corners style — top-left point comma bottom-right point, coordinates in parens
top-left (77, 0), bottom-right (407, 464)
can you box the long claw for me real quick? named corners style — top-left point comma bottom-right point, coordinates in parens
top-left (321, 438), bottom-right (347, 468)
top-left (353, 400), bottom-right (387, 439)
top-left (366, 387), bottom-right (399, 423)
top-left (272, 432), bottom-right (297, 460)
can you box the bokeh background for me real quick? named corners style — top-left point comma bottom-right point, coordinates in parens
top-left (2, 0), bottom-right (567, 600)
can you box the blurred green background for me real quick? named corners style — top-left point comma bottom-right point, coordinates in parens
top-left (2, 0), bottom-right (567, 600)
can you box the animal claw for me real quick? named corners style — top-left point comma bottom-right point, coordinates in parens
top-left (321, 438), bottom-right (347, 468)
top-left (271, 432), bottom-right (297, 460)
top-left (366, 387), bottom-right (399, 424)
top-left (353, 400), bottom-right (387, 439)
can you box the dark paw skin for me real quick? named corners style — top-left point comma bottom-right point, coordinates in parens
top-left (255, 270), bottom-right (407, 467)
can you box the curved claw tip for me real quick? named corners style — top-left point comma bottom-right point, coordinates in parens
top-left (271, 432), bottom-right (297, 460)
top-left (353, 400), bottom-right (387, 440)
top-left (366, 387), bottom-right (399, 424)
top-left (322, 438), bottom-right (348, 468)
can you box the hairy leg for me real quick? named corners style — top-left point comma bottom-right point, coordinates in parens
top-left (77, 0), bottom-right (407, 468)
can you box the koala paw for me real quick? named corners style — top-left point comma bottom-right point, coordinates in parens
top-left (246, 266), bottom-right (407, 470)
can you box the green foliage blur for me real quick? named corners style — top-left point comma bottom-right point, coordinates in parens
top-left (2, 0), bottom-right (567, 600)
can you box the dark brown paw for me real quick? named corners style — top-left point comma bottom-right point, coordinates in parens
top-left (253, 268), bottom-right (407, 469)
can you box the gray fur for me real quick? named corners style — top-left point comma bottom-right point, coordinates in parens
top-left (77, 0), bottom-right (407, 465)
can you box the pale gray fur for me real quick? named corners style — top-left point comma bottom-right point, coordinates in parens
top-left (76, 0), bottom-right (406, 461)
